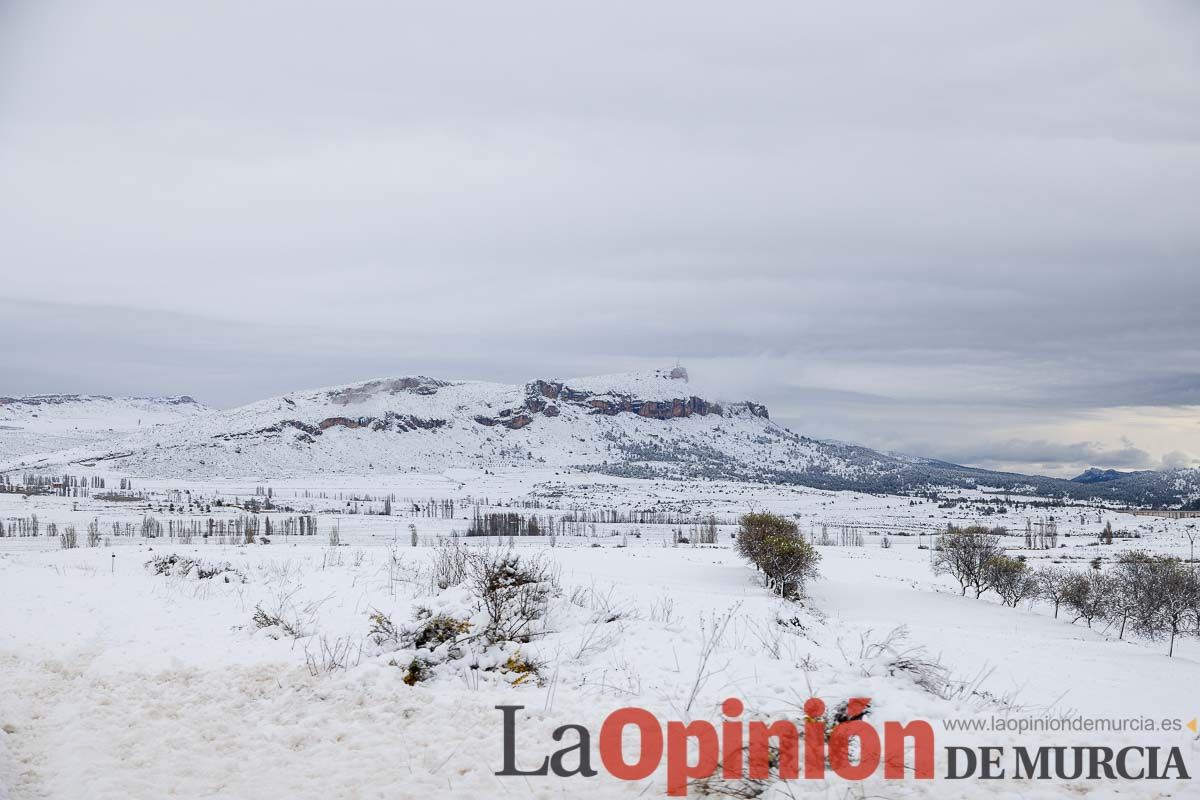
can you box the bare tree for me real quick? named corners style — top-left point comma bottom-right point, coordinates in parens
top-left (1132, 558), bottom-right (1200, 657)
top-left (1063, 572), bottom-right (1103, 627)
top-left (988, 556), bottom-right (1037, 607)
top-left (1034, 566), bottom-right (1073, 618)
top-left (932, 525), bottom-right (1005, 598)
top-left (1102, 552), bottom-right (1157, 639)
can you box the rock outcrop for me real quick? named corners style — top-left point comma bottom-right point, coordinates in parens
top-left (219, 413), bottom-right (446, 443)
top-left (326, 376), bottom-right (449, 405)
top-left (470, 378), bottom-right (768, 429)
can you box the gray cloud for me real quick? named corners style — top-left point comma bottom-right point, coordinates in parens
top-left (1, 1), bottom-right (1199, 477)
top-left (1159, 450), bottom-right (1196, 471)
top-left (933, 439), bottom-right (1154, 473)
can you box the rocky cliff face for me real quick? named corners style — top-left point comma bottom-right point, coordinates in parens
top-left (325, 376), bottom-right (448, 405)
top-left (471, 378), bottom-right (769, 429)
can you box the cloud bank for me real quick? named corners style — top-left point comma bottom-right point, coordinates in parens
top-left (1, 1), bottom-right (1198, 478)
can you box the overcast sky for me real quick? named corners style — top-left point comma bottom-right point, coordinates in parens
top-left (2, 1), bottom-right (1199, 478)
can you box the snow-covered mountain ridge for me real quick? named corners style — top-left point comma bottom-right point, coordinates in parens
top-left (2, 372), bottom-right (1198, 506)
top-left (0, 394), bottom-right (212, 465)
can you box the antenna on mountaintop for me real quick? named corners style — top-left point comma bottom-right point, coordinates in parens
top-left (669, 360), bottom-right (689, 382)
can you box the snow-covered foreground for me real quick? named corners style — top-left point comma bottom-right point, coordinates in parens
top-left (1, 471), bottom-right (1198, 798)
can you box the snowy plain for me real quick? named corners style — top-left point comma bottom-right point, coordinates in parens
top-left (0, 467), bottom-right (1197, 799)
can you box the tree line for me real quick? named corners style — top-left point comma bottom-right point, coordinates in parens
top-left (933, 525), bottom-right (1200, 656)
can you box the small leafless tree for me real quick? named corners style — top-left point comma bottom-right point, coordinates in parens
top-left (1130, 557), bottom-right (1200, 657)
top-left (1096, 571), bottom-right (1138, 640)
top-left (1034, 566), bottom-right (1072, 618)
top-left (932, 525), bottom-right (1005, 598)
top-left (988, 556), bottom-right (1037, 607)
top-left (1063, 572), bottom-right (1103, 627)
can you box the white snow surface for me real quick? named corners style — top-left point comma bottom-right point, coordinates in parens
top-left (1, 468), bottom-right (1198, 798)
top-left (0, 395), bottom-right (210, 468)
top-left (1, 376), bottom-right (1197, 798)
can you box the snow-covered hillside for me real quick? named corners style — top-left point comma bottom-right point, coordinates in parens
top-left (0, 394), bottom-right (210, 467)
top-left (3, 373), bottom-right (1198, 506)
top-left (1, 371), bottom-right (815, 480)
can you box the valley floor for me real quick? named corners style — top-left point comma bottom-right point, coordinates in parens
top-left (0, 470), bottom-right (1197, 799)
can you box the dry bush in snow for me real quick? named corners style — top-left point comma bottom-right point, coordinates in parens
top-left (469, 550), bottom-right (556, 643)
top-left (735, 513), bottom-right (820, 599)
top-left (429, 541), bottom-right (470, 590)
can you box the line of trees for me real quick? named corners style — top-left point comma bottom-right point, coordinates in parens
top-left (933, 525), bottom-right (1200, 656)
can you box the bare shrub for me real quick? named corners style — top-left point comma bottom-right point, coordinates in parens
top-left (501, 650), bottom-right (545, 686)
top-left (401, 655), bottom-right (433, 685)
top-left (855, 625), bottom-right (951, 697)
top-left (430, 541), bottom-right (470, 590)
top-left (410, 608), bottom-right (472, 650)
top-left (468, 550), bottom-right (555, 643)
top-left (367, 610), bottom-right (402, 646)
top-left (251, 587), bottom-right (318, 639)
top-left (252, 605), bottom-right (302, 638)
top-left (649, 594), bottom-right (677, 625)
top-left (690, 773), bottom-right (767, 799)
top-left (569, 582), bottom-right (637, 623)
top-left (304, 635), bottom-right (361, 676)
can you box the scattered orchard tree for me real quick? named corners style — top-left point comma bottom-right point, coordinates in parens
top-left (1131, 557), bottom-right (1200, 657)
top-left (1033, 566), bottom-right (1072, 618)
top-left (988, 556), bottom-right (1037, 607)
top-left (932, 525), bottom-right (1006, 598)
top-left (736, 513), bottom-right (820, 598)
top-left (1063, 572), bottom-right (1103, 628)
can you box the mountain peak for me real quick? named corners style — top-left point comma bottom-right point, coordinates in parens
top-left (1070, 467), bottom-right (1129, 484)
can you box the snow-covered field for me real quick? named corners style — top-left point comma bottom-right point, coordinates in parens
top-left (1, 469), bottom-right (1197, 798)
